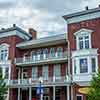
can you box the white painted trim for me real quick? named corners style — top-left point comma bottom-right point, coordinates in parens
top-left (0, 30), bottom-right (30, 40)
top-left (67, 11), bottom-right (100, 24)
top-left (74, 28), bottom-right (93, 36)
top-left (16, 34), bottom-right (67, 48)
top-left (74, 28), bottom-right (93, 50)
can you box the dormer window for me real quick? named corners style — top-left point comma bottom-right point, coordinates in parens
top-left (74, 28), bottom-right (93, 50)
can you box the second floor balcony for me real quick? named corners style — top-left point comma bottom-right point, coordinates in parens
top-left (15, 52), bottom-right (68, 66)
top-left (8, 75), bottom-right (71, 88)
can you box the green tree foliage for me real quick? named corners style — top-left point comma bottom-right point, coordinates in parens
top-left (87, 72), bottom-right (100, 100)
top-left (0, 69), bottom-right (8, 100)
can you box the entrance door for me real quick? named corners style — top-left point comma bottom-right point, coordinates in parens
top-left (43, 96), bottom-right (49, 100)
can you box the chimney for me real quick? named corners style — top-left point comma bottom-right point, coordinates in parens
top-left (29, 28), bottom-right (37, 39)
top-left (13, 24), bottom-right (16, 27)
top-left (85, 6), bottom-right (89, 10)
top-left (98, 4), bottom-right (100, 8)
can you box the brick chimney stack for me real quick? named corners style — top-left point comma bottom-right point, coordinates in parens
top-left (85, 6), bottom-right (89, 10)
top-left (29, 28), bottom-right (37, 39)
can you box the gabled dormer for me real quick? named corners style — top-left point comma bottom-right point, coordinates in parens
top-left (74, 28), bottom-right (93, 50)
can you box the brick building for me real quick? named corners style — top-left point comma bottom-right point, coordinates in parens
top-left (63, 6), bottom-right (100, 100)
top-left (1, 6), bottom-right (100, 100)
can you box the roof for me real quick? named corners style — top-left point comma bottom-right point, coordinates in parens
top-left (0, 25), bottom-right (32, 38)
top-left (63, 7), bottom-right (100, 20)
top-left (16, 34), bottom-right (67, 49)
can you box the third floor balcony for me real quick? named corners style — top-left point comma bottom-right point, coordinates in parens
top-left (15, 52), bottom-right (68, 66)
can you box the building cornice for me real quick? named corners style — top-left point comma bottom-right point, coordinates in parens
top-left (63, 7), bottom-right (100, 24)
top-left (16, 34), bottom-right (67, 49)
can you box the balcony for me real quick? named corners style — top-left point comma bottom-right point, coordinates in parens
top-left (72, 73), bottom-right (95, 86)
top-left (15, 52), bottom-right (68, 66)
top-left (8, 75), bottom-right (71, 87)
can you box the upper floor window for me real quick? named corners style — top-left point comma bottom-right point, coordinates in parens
top-left (54, 64), bottom-right (61, 77)
top-left (78, 35), bottom-right (89, 49)
top-left (91, 58), bottom-right (96, 72)
top-left (50, 48), bottom-right (55, 57)
top-left (43, 49), bottom-right (48, 59)
top-left (32, 67), bottom-right (37, 79)
top-left (56, 47), bottom-right (63, 57)
top-left (80, 58), bottom-right (88, 73)
top-left (43, 65), bottom-right (48, 80)
top-left (0, 44), bottom-right (9, 61)
top-left (74, 28), bottom-right (93, 50)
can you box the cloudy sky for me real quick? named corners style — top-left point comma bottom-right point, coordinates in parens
top-left (0, 0), bottom-right (100, 37)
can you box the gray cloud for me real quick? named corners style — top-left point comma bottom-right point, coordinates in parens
top-left (0, 0), bottom-right (100, 37)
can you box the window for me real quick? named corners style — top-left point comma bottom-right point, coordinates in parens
top-left (74, 60), bottom-right (77, 74)
top-left (43, 49), bottom-right (48, 59)
top-left (77, 95), bottom-right (83, 100)
top-left (32, 67), bottom-right (37, 79)
top-left (79, 37), bottom-right (84, 49)
top-left (80, 58), bottom-right (88, 73)
top-left (43, 65), bottom-right (48, 80)
top-left (31, 51), bottom-right (36, 61)
top-left (50, 48), bottom-right (55, 57)
top-left (85, 36), bottom-right (89, 49)
top-left (0, 44), bottom-right (9, 61)
top-left (54, 64), bottom-right (61, 77)
top-left (78, 35), bottom-right (90, 49)
top-left (5, 67), bottom-right (9, 79)
top-left (91, 58), bottom-right (96, 72)
top-left (57, 47), bottom-right (63, 57)
top-left (37, 49), bottom-right (43, 60)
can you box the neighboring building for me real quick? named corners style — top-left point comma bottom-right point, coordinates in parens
top-left (0, 25), bottom-right (70, 100)
top-left (63, 6), bottom-right (100, 100)
top-left (1, 6), bottom-right (100, 100)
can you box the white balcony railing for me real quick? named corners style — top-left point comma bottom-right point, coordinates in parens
top-left (15, 52), bottom-right (68, 65)
top-left (8, 75), bottom-right (71, 87)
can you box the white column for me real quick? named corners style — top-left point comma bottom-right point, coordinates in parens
top-left (18, 88), bottom-right (20, 100)
top-left (40, 93), bottom-right (43, 100)
top-left (29, 87), bottom-right (32, 100)
top-left (71, 86), bottom-right (73, 100)
top-left (67, 86), bottom-right (70, 100)
top-left (53, 86), bottom-right (55, 100)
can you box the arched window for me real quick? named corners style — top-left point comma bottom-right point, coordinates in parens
top-left (43, 49), bottom-right (48, 59)
top-left (0, 43), bottom-right (9, 61)
top-left (57, 47), bottom-right (63, 57)
top-left (50, 48), bottom-right (55, 58)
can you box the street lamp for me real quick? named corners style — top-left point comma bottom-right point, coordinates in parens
top-left (38, 77), bottom-right (43, 100)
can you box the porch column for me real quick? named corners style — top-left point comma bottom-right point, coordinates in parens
top-left (18, 88), bottom-right (20, 100)
top-left (67, 86), bottom-right (70, 100)
top-left (71, 86), bottom-right (73, 100)
top-left (29, 87), bottom-right (32, 100)
top-left (53, 86), bottom-right (55, 100)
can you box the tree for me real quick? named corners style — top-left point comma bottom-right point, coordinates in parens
top-left (87, 72), bottom-right (100, 100)
top-left (0, 69), bottom-right (8, 100)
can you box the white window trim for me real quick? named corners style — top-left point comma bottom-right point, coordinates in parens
top-left (0, 43), bottom-right (9, 61)
top-left (72, 55), bottom-right (98, 75)
top-left (74, 28), bottom-right (93, 50)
